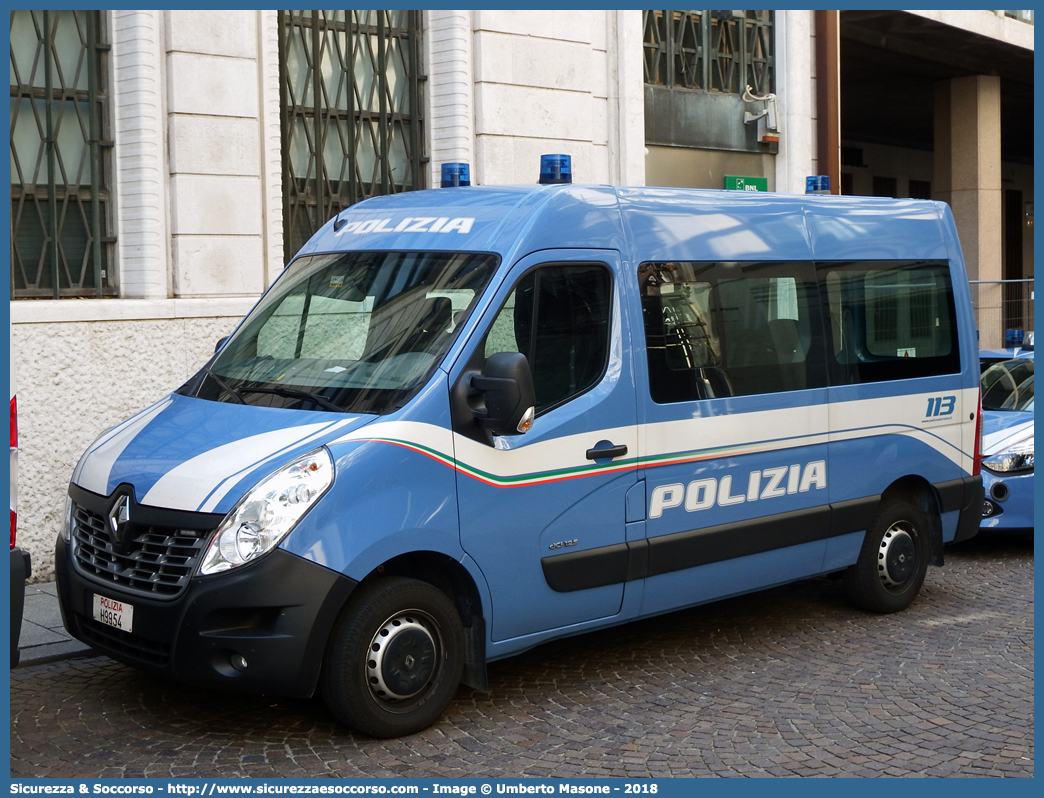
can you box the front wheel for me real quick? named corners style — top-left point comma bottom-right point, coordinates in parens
top-left (321, 577), bottom-right (464, 738)
top-left (843, 497), bottom-right (930, 613)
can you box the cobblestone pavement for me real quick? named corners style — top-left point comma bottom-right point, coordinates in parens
top-left (11, 535), bottom-right (1033, 779)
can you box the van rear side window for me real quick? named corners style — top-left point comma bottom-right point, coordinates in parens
top-left (639, 261), bottom-right (827, 402)
top-left (640, 259), bottom-right (961, 402)
top-left (822, 260), bottom-right (960, 384)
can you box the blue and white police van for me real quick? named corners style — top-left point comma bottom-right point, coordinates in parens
top-left (56, 158), bottom-right (984, 737)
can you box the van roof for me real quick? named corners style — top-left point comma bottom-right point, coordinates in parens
top-left (295, 184), bottom-right (960, 265)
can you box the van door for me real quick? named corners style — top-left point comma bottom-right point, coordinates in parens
top-left (450, 250), bottom-right (638, 642)
top-left (819, 258), bottom-right (967, 517)
top-left (633, 259), bottom-right (833, 615)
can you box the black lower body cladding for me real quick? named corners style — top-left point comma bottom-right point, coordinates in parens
top-left (947, 475), bottom-right (985, 544)
top-left (55, 537), bottom-right (357, 697)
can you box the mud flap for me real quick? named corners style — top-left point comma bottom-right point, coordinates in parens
top-left (461, 614), bottom-right (488, 691)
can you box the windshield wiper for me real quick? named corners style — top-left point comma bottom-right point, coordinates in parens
top-left (239, 386), bottom-right (344, 413)
top-left (205, 368), bottom-right (246, 405)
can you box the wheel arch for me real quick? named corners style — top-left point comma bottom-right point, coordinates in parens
top-left (880, 475), bottom-right (944, 567)
top-left (357, 550), bottom-right (488, 691)
top-left (362, 550), bottom-right (483, 626)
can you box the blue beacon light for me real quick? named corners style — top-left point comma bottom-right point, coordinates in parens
top-left (441, 162), bottom-right (471, 187)
top-left (805, 175), bottom-right (831, 195)
top-left (539, 154), bottom-right (572, 185)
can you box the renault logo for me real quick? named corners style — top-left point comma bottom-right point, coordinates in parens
top-left (108, 494), bottom-right (131, 545)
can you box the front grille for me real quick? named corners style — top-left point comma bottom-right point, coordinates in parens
top-left (72, 504), bottom-right (210, 598)
top-left (76, 614), bottom-right (172, 668)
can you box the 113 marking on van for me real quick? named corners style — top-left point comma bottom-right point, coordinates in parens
top-left (925, 395), bottom-right (957, 418)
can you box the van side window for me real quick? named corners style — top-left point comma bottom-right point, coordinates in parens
top-left (821, 260), bottom-right (960, 384)
top-left (639, 261), bottom-right (827, 402)
top-left (485, 264), bottom-right (611, 414)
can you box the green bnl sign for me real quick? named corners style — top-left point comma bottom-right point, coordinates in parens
top-left (724, 175), bottom-right (768, 192)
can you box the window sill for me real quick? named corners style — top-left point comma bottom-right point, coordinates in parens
top-left (10, 296), bottom-right (260, 325)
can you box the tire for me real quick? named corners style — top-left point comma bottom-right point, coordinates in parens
top-left (320, 577), bottom-right (464, 738)
top-left (843, 497), bottom-right (930, 613)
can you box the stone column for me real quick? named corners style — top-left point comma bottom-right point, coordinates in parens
top-left (934, 75), bottom-right (1003, 347)
top-left (111, 10), bottom-right (169, 298)
top-left (426, 11), bottom-right (476, 187)
top-left (775, 10), bottom-right (815, 194)
top-left (606, 10), bottom-right (645, 186)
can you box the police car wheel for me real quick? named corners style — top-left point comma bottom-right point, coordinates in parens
top-left (843, 497), bottom-right (930, 614)
top-left (321, 577), bottom-right (464, 738)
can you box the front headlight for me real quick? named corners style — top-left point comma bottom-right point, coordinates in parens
top-left (199, 447), bottom-right (334, 575)
top-left (982, 437), bottom-right (1034, 474)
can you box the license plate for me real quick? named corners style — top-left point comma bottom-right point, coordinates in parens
top-left (92, 594), bottom-right (134, 633)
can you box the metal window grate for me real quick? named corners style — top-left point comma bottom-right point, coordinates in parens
top-left (278, 10), bottom-right (426, 263)
top-left (9, 9), bottom-right (116, 298)
top-left (643, 10), bottom-right (773, 94)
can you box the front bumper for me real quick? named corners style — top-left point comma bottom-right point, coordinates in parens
top-left (55, 535), bottom-right (357, 697)
top-left (980, 468), bottom-right (1034, 532)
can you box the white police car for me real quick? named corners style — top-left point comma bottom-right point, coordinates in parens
top-left (979, 358), bottom-right (1033, 534)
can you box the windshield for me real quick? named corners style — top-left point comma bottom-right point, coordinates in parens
top-left (981, 359), bottom-right (1035, 412)
top-left (193, 251), bottom-right (498, 414)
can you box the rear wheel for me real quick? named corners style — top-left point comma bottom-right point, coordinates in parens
top-left (321, 577), bottom-right (464, 738)
top-left (843, 497), bottom-right (930, 613)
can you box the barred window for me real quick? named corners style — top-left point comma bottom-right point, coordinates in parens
top-left (643, 10), bottom-right (773, 94)
top-left (10, 10), bottom-right (115, 298)
top-left (279, 11), bottom-right (426, 263)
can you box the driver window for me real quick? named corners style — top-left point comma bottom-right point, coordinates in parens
top-left (485, 264), bottom-right (611, 414)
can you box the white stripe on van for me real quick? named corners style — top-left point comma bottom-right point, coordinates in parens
top-left (71, 397), bottom-right (173, 496)
top-left (195, 417), bottom-right (359, 513)
top-left (142, 419), bottom-right (353, 513)
top-left (331, 388), bottom-right (977, 484)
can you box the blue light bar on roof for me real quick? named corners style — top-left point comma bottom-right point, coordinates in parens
top-left (441, 162), bottom-right (471, 187)
top-left (539, 154), bottom-right (572, 185)
top-left (805, 175), bottom-right (831, 194)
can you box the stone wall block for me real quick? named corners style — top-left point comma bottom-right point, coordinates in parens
top-left (173, 236), bottom-right (265, 297)
top-left (476, 136), bottom-right (596, 187)
top-left (589, 98), bottom-right (609, 147)
top-left (166, 10), bottom-right (257, 58)
top-left (474, 32), bottom-right (591, 93)
top-left (475, 83), bottom-right (592, 141)
top-left (169, 175), bottom-right (263, 236)
top-left (167, 52), bottom-right (259, 118)
top-left (473, 10), bottom-right (592, 44)
top-left (590, 49), bottom-right (609, 100)
top-left (169, 115), bottom-right (261, 176)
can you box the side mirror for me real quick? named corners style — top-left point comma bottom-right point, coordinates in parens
top-left (214, 336), bottom-right (229, 354)
top-left (471, 352), bottom-right (536, 436)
